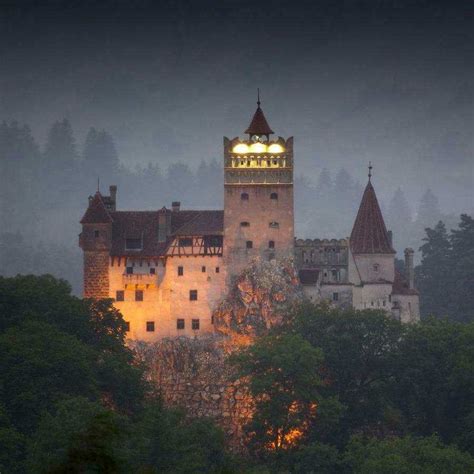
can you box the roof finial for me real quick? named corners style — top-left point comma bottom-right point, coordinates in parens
top-left (368, 162), bottom-right (373, 181)
top-left (257, 88), bottom-right (261, 107)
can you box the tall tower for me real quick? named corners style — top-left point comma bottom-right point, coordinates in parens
top-left (223, 97), bottom-right (294, 277)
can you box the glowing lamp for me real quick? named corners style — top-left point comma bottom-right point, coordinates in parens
top-left (232, 143), bottom-right (249, 154)
top-left (249, 142), bottom-right (267, 153)
top-left (268, 143), bottom-right (284, 154)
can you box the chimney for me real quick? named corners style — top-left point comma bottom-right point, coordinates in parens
top-left (172, 201), bottom-right (181, 212)
top-left (109, 185), bottom-right (117, 211)
top-left (404, 248), bottom-right (415, 289)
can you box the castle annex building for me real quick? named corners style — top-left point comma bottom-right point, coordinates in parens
top-left (80, 101), bottom-right (419, 340)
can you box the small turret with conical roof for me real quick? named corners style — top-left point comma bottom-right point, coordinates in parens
top-left (349, 164), bottom-right (395, 284)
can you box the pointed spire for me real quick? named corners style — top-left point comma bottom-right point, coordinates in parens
top-left (80, 191), bottom-right (113, 224)
top-left (244, 90), bottom-right (274, 136)
top-left (350, 176), bottom-right (395, 254)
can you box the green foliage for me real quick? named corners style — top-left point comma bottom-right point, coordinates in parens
top-left (292, 303), bottom-right (403, 439)
top-left (129, 401), bottom-right (233, 473)
top-left (394, 318), bottom-right (474, 451)
top-left (231, 333), bottom-right (327, 455)
top-left (344, 435), bottom-right (474, 473)
top-left (416, 214), bottom-right (474, 322)
top-left (27, 397), bottom-right (129, 474)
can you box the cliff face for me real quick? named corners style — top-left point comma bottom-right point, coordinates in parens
top-left (133, 258), bottom-right (304, 451)
top-left (214, 257), bottom-right (303, 343)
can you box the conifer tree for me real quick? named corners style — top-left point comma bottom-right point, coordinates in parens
top-left (387, 187), bottom-right (413, 252)
top-left (82, 127), bottom-right (120, 180)
top-left (450, 214), bottom-right (474, 322)
top-left (416, 221), bottom-right (452, 318)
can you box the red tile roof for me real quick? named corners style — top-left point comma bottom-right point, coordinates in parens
top-left (392, 270), bottom-right (419, 295)
top-left (245, 105), bottom-right (274, 135)
top-left (80, 192), bottom-right (113, 224)
top-left (108, 209), bottom-right (224, 257)
top-left (350, 180), bottom-right (395, 254)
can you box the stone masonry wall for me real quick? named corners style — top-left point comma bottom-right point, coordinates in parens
top-left (83, 251), bottom-right (110, 298)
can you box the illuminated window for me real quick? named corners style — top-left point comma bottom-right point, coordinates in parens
top-left (270, 192), bottom-right (278, 200)
top-left (240, 221), bottom-right (250, 227)
top-left (135, 290), bottom-right (143, 301)
top-left (146, 321), bottom-right (155, 332)
top-left (178, 266), bottom-right (184, 276)
top-left (177, 319), bottom-right (185, 330)
top-left (190, 290), bottom-right (198, 301)
top-left (115, 290), bottom-right (124, 301)
top-left (149, 267), bottom-right (156, 275)
top-left (268, 240), bottom-right (275, 249)
top-left (192, 319), bottom-right (200, 330)
top-left (241, 193), bottom-right (249, 201)
top-left (246, 241), bottom-right (253, 249)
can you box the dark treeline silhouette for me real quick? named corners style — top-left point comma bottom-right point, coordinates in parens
top-left (0, 119), bottom-right (460, 297)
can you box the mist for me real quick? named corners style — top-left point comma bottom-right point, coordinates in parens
top-left (0, 0), bottom-right (472, 294)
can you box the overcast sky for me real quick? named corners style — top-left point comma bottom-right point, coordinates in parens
top-left (1, 0), bottom-right (472, 213)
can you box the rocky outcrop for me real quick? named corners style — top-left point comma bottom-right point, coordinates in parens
top-left (133, 258), bottom-right (304, 451)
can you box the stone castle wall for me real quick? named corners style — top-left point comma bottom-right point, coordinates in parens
top-left (83, 251), bottom-right (110, 298)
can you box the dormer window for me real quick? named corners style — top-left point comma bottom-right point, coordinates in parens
top-left (179, 238), bottom-right (193, 247)
top-left (125, 238), bottom-right (142, 250)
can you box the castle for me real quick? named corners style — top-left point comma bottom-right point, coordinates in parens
top-left (79, 101), bottom-right (419, 340)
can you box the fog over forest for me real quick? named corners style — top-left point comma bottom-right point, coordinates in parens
top-left (0, 0), bottom-right (472, 294)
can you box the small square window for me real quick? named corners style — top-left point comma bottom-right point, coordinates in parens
top-left (178, 266), bottom-right (184, 276)
top-left (202, 266), bottom-right (206, 273)
top-left (268, 240), bottom-right (275, 249)
top-left (190, 290), bottom-right (198, 301)
top-left (246, 241), bottom-right (253, 249)
top-left (270, 192), bottom-right (278, 200)
top-left (94, 230), bottom-right (100, 238)
top-left (124, 321), bottom-right (130, 332)
top-left (215, 267), bottom-right (220, 273)
top-left (192, 319), bottom-right (200, 330)
top-left (116, 290), bottom-right (124, 301)
top-left (241, 192), bottom-right (249, 201)
top-left (177, 319), bottom-right (185, 330)
top-left (135, 290), bottom-right (143, 301)
top-left (240, 221), bottom-right (250, 227)
top-left (146, 321), bottom-right (155, 332)
top-left (333, 292), bottom-right (339, 301)
top-left (126, 266), bottom-right (133, 275)
top-left (149, 267), bottom-right (156, 275)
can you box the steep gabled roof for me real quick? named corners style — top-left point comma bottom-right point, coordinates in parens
top-left (80, 192), bottom-right (113, 224)
top-left (172, 210), bottom-right (224, 236)
top-left (350, 180), bottom-right (395, 254)
top-left (245, 105), bottom-right (274, 135)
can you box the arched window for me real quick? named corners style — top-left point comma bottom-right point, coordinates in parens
top-left (269, 221), bottom-right (279, 229)
top-left (268, 240), bottom-right (275, 249)
top-left (241, 192), bottom-right (249, 201)
top-left (240, 221), bottom-right (250, 227)
top-left (270, 192), bottom-right (278, 200)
